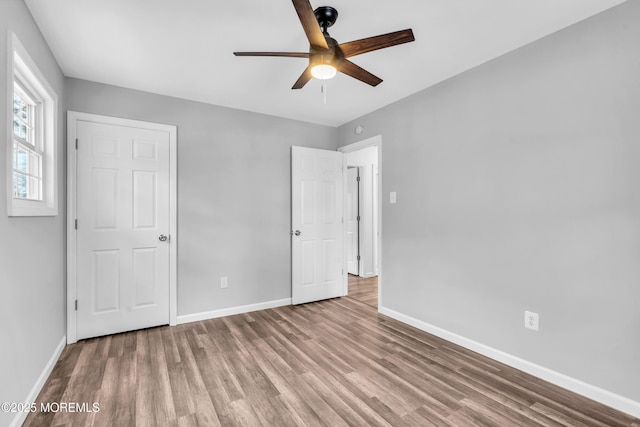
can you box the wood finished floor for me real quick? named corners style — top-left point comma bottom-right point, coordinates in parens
top-left (24, 278), bottom-right (639, 427)
top-left (346, 274), bottom-right (378, 308)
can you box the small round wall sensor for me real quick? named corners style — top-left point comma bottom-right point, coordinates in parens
top-left (354, 125), bottom-right (364, 135)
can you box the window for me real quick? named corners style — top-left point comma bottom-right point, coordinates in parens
top-left (13, 82), bottom-right (42, 200)
top-left (7, 33), bottom-right (58, 216)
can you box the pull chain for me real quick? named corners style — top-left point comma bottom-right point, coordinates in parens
top-left (321, 81), bottom-right (328, 104)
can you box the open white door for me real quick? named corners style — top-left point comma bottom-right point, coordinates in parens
top-left (291, 146), bottom-right (344, 304)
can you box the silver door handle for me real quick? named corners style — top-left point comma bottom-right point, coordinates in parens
top-left (291, 230), bottom-right (301, 236)
top-left (159, 234), bottom-right (168, 242)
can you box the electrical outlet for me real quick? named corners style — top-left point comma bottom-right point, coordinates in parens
top-left (220, 276), bottom-right (228, 289)
top-left (524, 311), bottom-right (539, 331)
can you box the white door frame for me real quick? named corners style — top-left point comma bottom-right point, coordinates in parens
top-left (66, 111), bottom-right (178, 343)
top-left (339, 135), bottom-right (382, 309)
top-left (346, 166), bottom-right (363, 276)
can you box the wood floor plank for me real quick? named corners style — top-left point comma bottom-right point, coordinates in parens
top-left (343, 370), bottom-right (418, 416)
top-left (415, 404), bottom-right (460, 427)
top-left (23, 275), bottom-right (640, 426)
top-left (227, 398), bottom-right (264, 427)
top-left (205, 386), bottom-right (236, 427)
top-left (49, 345), bottom-right (83, 380)
top-left (377, 355), bottom-right (465, 415)
top-left (452, 369), bottom-right (563, 426)
top-left (403, 405), bottom-right (451, 427)
top-left (92, 356), bottom-right (120, 427)
top-left (166, 361), bottom-right (196, 419)
top-left (113, 350), bottom-right (137, 427)
top-left (173, 330), bottom-right (210, 396)
top-left (245, 337), bottom-right (335, 427)
top-left (309, 366), bottom-right (395, 427)
top-left (22, 377), bottom-right (68, 427)
top-left (190, 392), bottom-right (222, 427)
top-left (283, 373), bottom-right (348, 427)
top-left (300, 370), bottom-right (372, 426)
top-left (134, 329), bottom-right (156, 427)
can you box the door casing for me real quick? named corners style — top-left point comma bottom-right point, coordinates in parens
top-left (66, 111), bottom-right (178, 343)
top-left (346, 166), bottom-right (362, 275)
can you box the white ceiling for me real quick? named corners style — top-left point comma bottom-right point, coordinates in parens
top-left (25, 0), bottom-right (627, 127)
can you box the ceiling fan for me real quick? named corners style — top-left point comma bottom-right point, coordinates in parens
top-left (234, 0), bottom-right (415, 89)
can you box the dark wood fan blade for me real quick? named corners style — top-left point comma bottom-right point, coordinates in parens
top-left (234, 52), bottom-right (309, 58)
top-left (337, 60), bottom-right (383, 87)
top-left (337, 29), bottom-right (415, 58)
top-left (292, 0), bottom-right (328, 50)
top-left (292, 66), bottom-right (313, 89)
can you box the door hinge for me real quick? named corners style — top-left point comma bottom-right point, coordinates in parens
top-left (357, 215), bottom-right (360, 222)
top-left (75, 219), bottom-right (78, 230)
top-left (75, 300), bottom-right (78, 311)
top-left (357, 255), bottom-right (361, 261)
top-left (356, 176), bottom-right (360, 182)
top-left (75, 138), bottom-right (78, 150)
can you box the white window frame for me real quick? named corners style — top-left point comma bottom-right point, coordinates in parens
top-left (13, 81), bottom-right (43, 201)
top-left (6, 32), bottom-right (58, 216)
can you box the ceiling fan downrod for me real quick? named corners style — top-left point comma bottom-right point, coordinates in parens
top-left (314, 6), bottom-right (338, 35)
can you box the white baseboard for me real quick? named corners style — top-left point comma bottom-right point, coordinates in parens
top-left (177, 298), bottom-right (292, 325)
top-left (379, 306), bottom-right (640, 419)
top-left (10, 335), bottom-right (66, 427)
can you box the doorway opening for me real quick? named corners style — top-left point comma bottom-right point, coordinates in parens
top-left (339, 136), bottom-right (381, 309)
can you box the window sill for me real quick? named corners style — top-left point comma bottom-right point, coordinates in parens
top-left (7, 198), bottom-right (58, 217)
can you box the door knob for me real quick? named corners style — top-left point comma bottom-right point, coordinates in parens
top-left (159, 234), bottom-right (168, 242)
top-left (291, 230), bottom-right (301, 236)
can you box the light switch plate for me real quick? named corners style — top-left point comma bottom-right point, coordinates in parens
top-left (390, 192), bottom-right (397, 204)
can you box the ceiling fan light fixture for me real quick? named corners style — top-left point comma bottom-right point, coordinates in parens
top-left (310, 63), bottom-right (337, 80)
top-left (310, 53), bottom-right (337, 80)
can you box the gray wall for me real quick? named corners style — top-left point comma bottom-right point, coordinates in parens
top-left (338, 1), bottom-right (640, 402)
top-left (0, 1), bottom-right (66, 425)
top-left (65, 78), bottom-right (338, 316)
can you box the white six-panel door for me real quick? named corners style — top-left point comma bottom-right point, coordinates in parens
top-left (291, 146), bottom-right (344, 305)
top-left (75, 120), bottom-right (171, 340)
